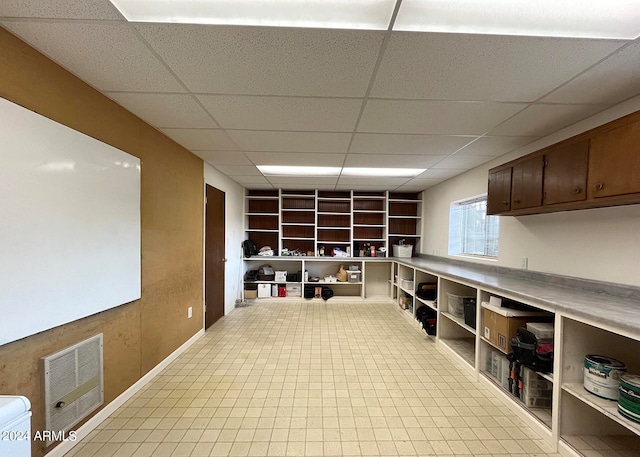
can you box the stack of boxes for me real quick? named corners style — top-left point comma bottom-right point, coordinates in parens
top-left (482, 296), bottom-right (554, 411)
top-left (519, 322), bottom-right (554, 409)
top-left (520, 366), bottom-right (553, 409)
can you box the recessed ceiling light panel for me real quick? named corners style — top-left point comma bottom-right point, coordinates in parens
top-left (342, 167), bottom-right (426, 177)
top-left (109, 0), bottom-right (396, 29)
top-left (394, 0), bottom-right (640, 39)
top-left (257, 165), bottom-right (341, 176)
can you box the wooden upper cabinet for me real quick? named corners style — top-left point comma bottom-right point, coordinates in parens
top-left (589, 120), bottom-right (640, 199)
top-left (487, 110), bottom-right (640, 215)
top-left (487, 167), bottom-right (512, 214)
top-left (511, 155), bottom-right (544, 210)
top-left (543, 140), bottom-right (589, 205)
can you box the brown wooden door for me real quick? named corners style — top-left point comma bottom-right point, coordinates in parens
top-left (543, 140), bottom-right (589, 205)
top-left (589, 120), bottom-right (640, 198)
top-left (205, 185), bottom-right (225, 329)
top-left (487, 167), bottom-right (512, 214)
top-left (511, 155), bottom-right (544, 210)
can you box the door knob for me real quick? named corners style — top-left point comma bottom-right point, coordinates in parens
top-left (222, 258), bottom-right (227, 262)
top-left (595, 183), bottom-right (604, 191)
top-left (573, 187), bottom-right (582, 194)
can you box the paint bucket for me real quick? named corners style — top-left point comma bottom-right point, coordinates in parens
top-left (583, 355), bottom-right (627, 400)
top-left (618, 374), bottom-right (640, 423)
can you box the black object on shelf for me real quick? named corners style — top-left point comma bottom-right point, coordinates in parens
top-left (416, 306), bottom-right (437, 336)
top-left (463, 299), bottom-right (477, 329)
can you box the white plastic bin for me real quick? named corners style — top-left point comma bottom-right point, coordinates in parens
top-left (447, 293), bottom-right (474, 317)
top-left (257, 283), bottom-right (271, 298)
top-left (526, 322), bottom-right (554, 341)
top-left (392, 245), bottom-right (413, 257)
top-left (400, 279), bottom-right (414, 290)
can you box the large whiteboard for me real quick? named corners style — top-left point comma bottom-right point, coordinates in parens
top-left (0, 98), bottom-right (141, 346)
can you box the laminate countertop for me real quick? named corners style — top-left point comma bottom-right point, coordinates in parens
top-left (393, 256), bottom-right (640, 339)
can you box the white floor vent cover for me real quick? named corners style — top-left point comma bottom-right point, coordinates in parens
top-left (43, 333), bottom-right (104, 445)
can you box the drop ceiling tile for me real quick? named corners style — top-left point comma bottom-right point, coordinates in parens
top-left (335, 184), bottom-right (394, 191)
top-left (358, 100), bottom-right (527, 134)
top-left (0, 0), bottom-right (123, 19)
top-left (337, 177), bottom-right (411, 187)
top-left (541, 42), bottom-right (640, 104)
top-left (160, 129), bottom-right (238, 151)
top-left (350, 133), bottom-right (475, 155)
top-left (245, 152), bottom-right (345, 167)
top-left (456, 136), bottom-right (539, 156)
top-left (268, 177), bottom-right (338, 186)
top-left (275, 183), bottom-right (329, 190)
top-left (198, 95), bottom-right (362, 132)
top-left (394, 184), bottom-right (435, 192)
top-left (213, 165), bottom-right (261, 176)
top-left (227, 131), bottom-right (351, 153)
top-left (195, 151), bottom-right (251, 165)
top-left (136, 24), bottom-right (384, 96)
top-left (106, 93), bottom-right (216, 129)
top-left (2, 21), bottom-right (185, 93)
top-left (431, 154), bottom-right (496, 169)
top-left (402, 178), bottom-right (446, 188)
top-left (415, 169), bottom-right (464, 180)
top-left (372, 32), bottom-right (625, 101)
top-left (489, 103), bottom-right (610, 137)
top-left (344, 153), bottom-right (445, 168)
top-left (229, 175), bottom-right (272, 187)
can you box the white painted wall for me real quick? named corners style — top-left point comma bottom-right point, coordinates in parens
top-left (204, 163), bottom-right (245, 314)
top-left (422, 95), bottom-right (640, 287)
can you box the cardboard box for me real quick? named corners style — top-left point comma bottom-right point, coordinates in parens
top-left (286, 285), bottom-right (301, 297)
top-left (482, 302), bottom-right (551, 353)
top-left (244, 289), bottom-right (257, 299)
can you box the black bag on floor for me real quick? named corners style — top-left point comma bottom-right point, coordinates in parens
top-left (321, 286), bottom-right (333, 301)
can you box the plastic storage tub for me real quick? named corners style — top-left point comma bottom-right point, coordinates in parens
top-left (400, 278), bottom-right (414, 290)
top-left (392, 245), bottom-right (413, 258)
top-left (286, 284), bottom-right (301, 297)
top-left (447, 293), bottom-right (475, 317)
top-left (347, 271), bottom-right (362, 283)
top-left (526, 322), bottom-right (554, 341)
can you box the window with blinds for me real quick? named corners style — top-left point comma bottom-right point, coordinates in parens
top-left (448, 195), bottom-right (499, 258)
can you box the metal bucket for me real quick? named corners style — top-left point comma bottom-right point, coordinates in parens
top-left (618, 374), bottom-right (640, 423)
top-left (583, 355), bottom-right (627, 400)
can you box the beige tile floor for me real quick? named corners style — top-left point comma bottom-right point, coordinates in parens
top-left (65, 301), bottom-right (564, 457)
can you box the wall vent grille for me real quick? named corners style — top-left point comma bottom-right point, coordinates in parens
top-left (43, 334), bottom-right (103, 445)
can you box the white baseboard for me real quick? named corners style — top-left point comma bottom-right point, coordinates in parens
top-left (558, 440), bottom-right (582, 457)
top-left (48, 329), bottom-right (205, 457)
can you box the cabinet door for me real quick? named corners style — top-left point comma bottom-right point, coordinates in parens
top-left (487, 167), bottom-right (512, 214)
top-left (543, 140), bottom-right (589, 205)
top-left (511, 156), bottom-right (543, 210)
top-left (589, 120), bottom-right (640, 198)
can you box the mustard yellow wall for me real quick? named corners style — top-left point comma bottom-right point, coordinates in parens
top-left (0, 27), bottom-right (204, 457)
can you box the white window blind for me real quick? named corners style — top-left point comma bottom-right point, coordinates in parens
top-left (449, 195), bottom-right (499, 258)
